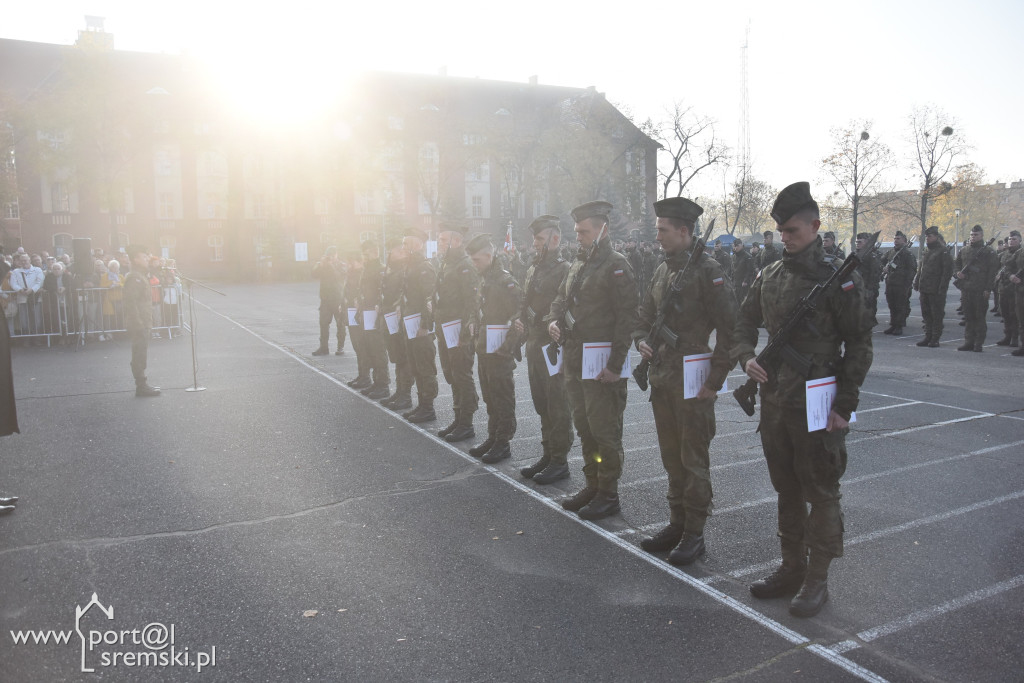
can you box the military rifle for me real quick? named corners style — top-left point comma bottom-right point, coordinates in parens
top-left (881, 235), bottom-right (916, 280)
top-left (733, 231), bottom-right (880, 417)
top-left (546, 222), bottom-right (606, 365)
top-left (953, 236), bottom-right (997, 290)
top-left (509, 241), bottom-right (548, 363)
top-left (632, 236), bottom-right (706, 392)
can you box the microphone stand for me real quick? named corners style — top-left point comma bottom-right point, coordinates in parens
top-left (177, 273), bottom-right (226, 392)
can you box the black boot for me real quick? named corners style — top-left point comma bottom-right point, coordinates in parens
top-left (640, 523), bottom-right (684, 553)
top-left (438, 417), bottom-right (459, 438)
top-left (667, 533), bottom-right (706, 566)
top-left (445, 423), bottom-right (476, 443)
top-left (789, 553), bottom-right (831, 617)
top-left (916, 337), bottom-right (931, 347)
top-left (1011, 337), bottom-right (1020, 347)
top-left (520, 457), bottom-right (548, 478)
top-left (996, 336), bottom-right (1012, 346)
top-left (532, 462), bottom-right (570, 485)
top-left (957, 343), bottom-right (973, 351)
top-left (577, 490), bottom-right (620, 520)
top-left (470, 438), bottom-right (496, 459)
top-left (388, 395), bottom-right (413, 411)
top-left (928, 339), bottom-right (940, 347)
top-left (973, 344), bottom-right (983, 352)
top-left (348, 376), bottom-right (372, 389)
top-left (882, 326), bottom-right (895, 334)
top-left (312, 347), bottom-right (329, 356)
top-left (135, 384), bottom-right (161, 398)
top-left (750, 563), bottom-right (806, 599)
top-left (561, 485), bottom-right (597, 512)
top-left (1012, 347), bottom-right (1024, 356)
top-left (480, 440), bottom-right (511, 464)
top-left (406, 404), bottom-right (436, 423)
top-left (891, 327), bottom-right (902, 335)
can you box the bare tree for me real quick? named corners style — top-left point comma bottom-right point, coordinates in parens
top-left (822, 121), bottom-right (894, 251)
top-left (907, 105), bottom-right (966, 247)
top-left (655, 101), bottom-right (729, 199)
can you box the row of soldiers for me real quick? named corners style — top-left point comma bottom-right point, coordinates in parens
top-left (313, 181), bottom-right (878, 619)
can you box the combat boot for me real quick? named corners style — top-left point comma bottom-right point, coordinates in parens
top-left (312, 347), bottom-right (329, 356)
top-left (469, 437), bottom-right (495, 458)
top-left (973, 344), bottom-right (983, 352)
top-left (750, 564), bottom-right (806, 599)
top-left (520, 456), bottom-right (549, 478)
top-left (789, 552), bottom-right (831, 618)
top-left (406, 404), bottom-right (436, 423)
top-left (996, 336), bottom-right (1012, 346)
top-left (577, 490), bottom-right (620, 520)
top-left (667, 533), bottom-right (706, 566)
top-left (1012, 347), bottom-right (1024, 356)
top-left (135, 384), bottom-right (161, 398)
top-left (438, 418), bottom-right (459, 438)
top-left (928, 340), bottom-right (940, 347)
top-left (561, 485), bottom-right (598, 512)
top-left (957, 343), bottom-right (973, 351)
top-left (480, 440), bottom-right (511, 464)
top-left (882, 326), bottom-right (895, 334)
top-left (388, 395), bottom-right (413, 411)
top-left (640, 523), bottom-right (684, 553)
top-left (445, 423), bottom-right (476, 443)
top-left (348, 376), bottom-right (372, 390)
top-left (916, 337), bottom-right (931, 347)
top-left (532, 462), bottom-right (570, 485)
top-left (1012, 336), bottom-right (1020, 347)
top-left (891, 327), bottom-right (902, 335)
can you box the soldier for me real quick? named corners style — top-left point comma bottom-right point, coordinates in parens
top-left (635, 198), bottom-right (737, 565)
top-left (515, 216), bottom-right (574, 485)
top-left (855, 232), bottom-right (882, 317)
top-left (756, 230), bottom-right (782, 272)
top-left (993, 240), bottom-right (1006, 315)
top-left (954, 225), bottom-right (999, 351)
top-left (712, 240), bottom-right (732, 279)
top-left (821, 231), bottom-right (846, 263)
top-left (1010, 239), bottom-right (1024, 357)
top-left (547, 200), bottom-right (638, 520)
top-left (344, 251), bottom-right (371, 389)
top-left (312, 246), bottom-right (345, 357)
top-left (881, 231), bottom-right (916, 335)
top-left (995, 230), bottom-right (1021, 347)
top-left (735, 182), bottom-right (874, 618)
top-left (380, 238), bottom-right (414, 411)
top-left (356, 240), bottom-right (390, 399)
top-left (913, 226), bottom-right (954, 347)
top-left (435, 224), bottom-right (481, 442)
top-left (731, 238), bottom-right (755, 305)
top-left (125, 245), bottom-right (160, 397)
top-left (465, 234), bottom-right (522, 464)
top-left (400, 227), bottom-right (439, 423)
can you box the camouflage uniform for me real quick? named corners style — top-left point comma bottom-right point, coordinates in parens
top-left (882, 245), bottom-right (917, 330)
top-left (634, 248), bottom-right (736, 536)
top-left (954, 238), bottom-right (999, 349)
top-left (435, 248), bottom-right (481, 429)
top-left (856, 248), bottom-right (882, 316)
top-left (732, 247), bottom-right (755, 305)
top-left (914, 240), bottom-right (954, 344)
top-left (382, 261), bottom-right (413, 402)
top-left (358, 258), bottom-right (390, 389)
top-left (345, 271), bottom-right (369, 381)
top-left (547, 238), bottom-right (638, 493)
top-left (476, 259), bottom-right (522, 444)
top-left (125, 268), bottom-right (153, 388)
top-left (1012, 247), bottom-right (1024, 356)
top-left (996, 245), bottom-right (1021, 345)
top-left (734, 236), bottom-right (874, 565)
top-left (401, 252), bottom-right (439, 409)
top-left (756, 242), bottom-right (782, 272)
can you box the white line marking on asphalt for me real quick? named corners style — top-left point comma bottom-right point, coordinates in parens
top-left (999, 414), bottom-right (1024, 422)
top-left (847, 412), bottom-right (995, 445)
top-left (860, 390), bottom-right (992, 416)
top-left (830, 574), bottom-right (1024, 653)
top-left (197, 298), bottom-right (890, 683)
top-left (854, 401), bottom-right (922, 414)
top-left (621, 457), bottom-right (767, 491)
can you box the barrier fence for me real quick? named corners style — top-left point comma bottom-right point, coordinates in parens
top-left (3, 285), bottom-right (187, 346)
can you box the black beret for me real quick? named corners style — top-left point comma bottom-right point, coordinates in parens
top-left (438, 222), bottom-right (469, 235)
top-left (924, 226), bottom-right (940, 236)
top-left (404, 226), bottom-right (429, 241)
top-left (763, 230), bottom-right (774, 238)
top-left (895, 230), bottom-right (907, 239)
top-left (733, 237), bottom-right (743, 245)
top-left (971, 224), bottom-right (983, 234)
top-left (770, 181), bottom-right (818, 224)
top-left (571, 200), bottom-right (613, 223)
top-left (528, 215), bottom-right (560, 236)
top-left (653, 197), bottom-right (703, 224)
top-left (823, 231), bottom-right (836, 240)
top-left (465, 233), bottom-right (494, 254)
top-left (1010, 230), bottom-right (1021, 239)
top-left (752, 242), bottom-right (761, 248)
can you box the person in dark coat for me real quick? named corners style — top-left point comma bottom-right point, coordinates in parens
top-left (0, 302), bottom-right (20, 513)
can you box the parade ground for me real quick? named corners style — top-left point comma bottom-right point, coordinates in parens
top-left (1, 280), bottom-right (1022, 682)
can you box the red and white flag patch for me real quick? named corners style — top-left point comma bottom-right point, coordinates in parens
top-left (841, 280), bottom-right (855, 291)
top-left (712, 277), bottom-right (724, 286)
top-left (613, 269), bottom-right (624, 276)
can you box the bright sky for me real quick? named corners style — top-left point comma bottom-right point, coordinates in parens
top-left (5, 0), bottom-right (1023, 199)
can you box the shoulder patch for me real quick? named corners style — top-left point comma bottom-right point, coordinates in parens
top-left (613, 269), bottom-right (624, 276)
top-left (841, 280), bottom-right (855, 292)
top-left (712, 276), bottom-right (724, 286)
top-left (507, 282), bottom-right (515, 289)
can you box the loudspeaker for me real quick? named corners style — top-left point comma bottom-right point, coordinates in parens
top-left (72, 238), bottom-right (92, 277)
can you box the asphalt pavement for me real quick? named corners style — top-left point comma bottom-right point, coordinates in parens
top-left (1, 279), bottom-right (1021, 682)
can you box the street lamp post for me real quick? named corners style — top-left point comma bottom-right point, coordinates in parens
top-left (954, 208), bottom-right (961, 258)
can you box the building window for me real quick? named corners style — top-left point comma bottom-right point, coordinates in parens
top-left (159, 235), bottom-right (176, 258)
top-left (4, 200), bottom-right (17, 219)
top-left (158, 192), bottom-right (175, 219)
top-left (472, 195), bottom-right (483, 218)
top-left (208, 235), bottom-right (224, 262)
top-left (52, 233), bottom-right (73, 255)
top-left (51, 183), bottom-right (70, 212)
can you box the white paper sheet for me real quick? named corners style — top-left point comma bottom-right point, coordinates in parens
top-left (403, 313), bottom-right (421, 339)
top-left (805, 377), bottom-right (857, 432)
top-left (683, 352), bottom-right (713, 399)
top-left (383, 311), bottom-right (400, 335)
top-left (441, 319), bottom-right (462, 349)
top-left (347, 308), bottom-right (359, 326)
top-left (362, 310), bottom-right (378, 331)
top-left (486, 324), bottom-right (510, 353)
top-left (542, 344), bottom-right (563, 376)
top-left (581, 342), bottom-right (631, 380)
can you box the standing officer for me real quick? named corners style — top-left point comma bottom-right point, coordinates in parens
top-left (357, 240), bottom-right (390, 399)
top-left (515, 216), bottom-right (574, 485)
top-left (821, 231), bottom-right (845, 262)
top-left (466, 234), bottom-right (521, 463)
top-left (1010, 237), bottom-right (1024, 357)
top-left (731, 238), bottom-right (755, 305)
top-left (312, 246), bottom-right (345, 357)
top-left (434, 224), bottom-right (481, 442)
top-left (734, 182), bottom-right (874, 618)
top-left (547, 201), bottom-right (638, 521)
top-left (400, 227), bottom-right (439, 423)
top-left (954, 225), bottom-right (999, 352)
top-left (995, 230), bottom-right (1021, 347)
top-left (634, 198), bottom-right (737, 565)
top-left (380, 238), bottom-right (413, 411)
top-left (881, 231), bottom-right (917, 335)
top-left (913, 226), bottom-right (954, 347)
top-left (344, 250), bottom-right (372, 389)
top-left (756, 230), bottom-right (781, 272)
top-left (125, 245), bottom-right (160, 397)
top-left (712, 240), bottom-right (732, 279)
top-left (855, 233), bottom-right (882, 318)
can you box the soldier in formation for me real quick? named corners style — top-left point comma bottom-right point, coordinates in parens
top-left (913, 226), bottom-right (953, 347)
top-left (995, 230), bottom-right (1021, 347)
top-left (312, 246), bottom-right (346, 357)
top-left (953, 225), bottom-right (999, 352)
top-left (730, 237), bottom-right (755, 305)
top-left (356, 240), bottom-right (390, 399)
top-left (399, 227), bottom-right (440, 423)
top-left (821, 231), bottom-right (845, 263)
top-left (755, 230), bottom-right (781, 272)
top-left (854, 233), bottom-right (882, 317)
top-left (881, 231), bottom-right (916, 335)
top-left (380, 238), bottom-right (414, 412)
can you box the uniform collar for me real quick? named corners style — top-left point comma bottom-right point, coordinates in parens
top-left (782, 236), bottom-right (825, 273)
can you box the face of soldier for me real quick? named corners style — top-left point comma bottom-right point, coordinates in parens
top-left (574, 218), bottom-right (605, 250)
top-left (894, 235), bottom-right (907, 248)
top-left (778, 213), bottom-right (821, 253)
top-left (970, 231), bottom-right (982, 244)
top-left (764, 233), bottom-right (774, 245)
top-left (822, 236), bottom-right (835, 249)
top-left (1009, 235), bottom-right (1021, 249)
top-left (926, 233), bottom-right (938, 245)
top-left (532, 229), bottom-right (559, 253)
top-left (437, 231), bottom-right (460, 256)
top-left (654, 218), bottom-right (691, 254)
top-left (856, 238), bottom-right (866, 250)
top-left (470, 247), bottom-right (494, 273)
top-left (732, 242), bottom-right (742, 253)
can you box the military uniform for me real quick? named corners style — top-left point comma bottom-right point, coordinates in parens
top-left (344, 264), bottom-right (370, 386)
top-left (882, 234), bottom-right (917, 334)
top-left (913, 227), bottom-right (954, 346)
top-left (125, 248), bottom-right (159, 397)
top-left (472, 237), bottom-right (522, 463)
top-left (855, 238), bottom-right (882, 317)
top-left (435, 231), bottom-right (481, 438)
top-left (357, 253), bottom-right (390, 396)
top-left (995, 232), bottom-right (1021, 346)
top-left (756, 237), bottom-right (782, 272)
top-left (313, 255), bottom-right (345, 355)
top-left (400, 237), bottom-right (440, 421)
top-left (1011, 243), bottom-right (1024, 357)
top-left (547, 201), bottom-right (639, 520)
top-left (381, 252), bottom-right (413, 409)
top-left (954, 228), bottom-right (999, 351)
top-left (634, 197), bottom-right (737, 565)
top-left (712, 245), bottom-right (732, 279)
top-left (732, 245), bottom-right (755, 305)
top-left (517, 217), bottom-right (574, 483)
top-left (734, 182), bottom-right (874, 618)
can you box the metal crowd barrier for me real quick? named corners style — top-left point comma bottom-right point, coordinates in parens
top-left (3, 284), bottom-right (187, 347)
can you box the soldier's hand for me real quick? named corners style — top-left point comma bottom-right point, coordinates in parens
top-left (744, 358), bottom-right (768, 384)
top-left (513, 319), bottom-right (525, 334)
top-left (826, 410), bottom-right (849, 433)
top-left (638, 341), bottom-right (654, 360)
top-left (1011, 274), bottom-right (1022, 284)
top-left (548, 321), bottom-right (561, 343)
top-left (955, 271), bottom-right (965, 279)
top-left (696, 384), bottom-right (716, 400)
top-left (596, 367), bottom-right (619, 383)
